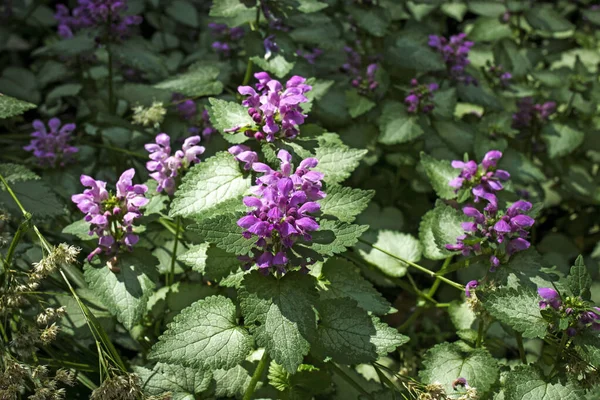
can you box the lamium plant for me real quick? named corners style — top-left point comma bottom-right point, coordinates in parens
top-left (1, 1), bottom-right (600, 399)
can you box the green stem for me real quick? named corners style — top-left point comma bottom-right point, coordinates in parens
top-left (3, 216), bottom-right (30, 268)
top-left (0, 173), bottom-right (29, 217)
top-left (84, 141), bottom-right (147, 159)
top-left (565, 91), bottom-right (576, 116)
top-left (358, 238), bottom-right (464, 291)
top-left (242, 350), bottom-right (269, 400)
top-left (476, 319), bottom-right (485, 348)
top-left (515, 332), bottom-right (526, 364)
top-left (329, 362), bottom-right (375, 400)
top-left (242, 59), bottom-right (254, 86)
top-left (398, 308), bottom-right (423, 332)
top-left (549, 333), bottom-right (568, 377)
top-left (167, 216), bottom-right (181, 287)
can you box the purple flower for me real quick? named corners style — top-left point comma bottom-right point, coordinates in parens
top-left (237, 149), bottom-right (325, 274)
top-left (234, 72), bottom-right (312, 142)
top-left (512, 97), bottom-right (556, 131)
top-left (405, 79), bottom-right (438, 114)
top-left (446, 200), bottom-right (534, 270)
top-left (145, 133), bottom-right (205, 195)
top-left (296, 48), bottom-right (323, 64)
top-left (263, 34), bottom-right (279, 58)
top-left (428, 33), bottom-right (476, 85)
top-left (172, 93), bottom-right (197, 121)
top-left (341, 47), bottom-right (380, 95)
top-left (55, 0), bottom-right (142, 42)
top-left (208, 23), bottom-right (245, 57)
top-left (449, 151), bottom-right (510, 208)
top-left (538, 287), bottom-right (561, 310)
top-left (452, 377), bottom-right (470, 390)
top-left (465, 280), bottom-right (478, 298)
top-left (24, 118), bottom-right (79, 167)
top-left (71, 169), bottom-right (148, 260)
top-left (228, 145), bottom-right (258, 170)
top-left (488, 64), bottom-right (512, 88)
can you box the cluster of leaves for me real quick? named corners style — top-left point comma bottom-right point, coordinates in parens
top-left (1, 0), bottom-right (600, 399)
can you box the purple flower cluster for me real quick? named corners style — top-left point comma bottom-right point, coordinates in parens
top-left (465, 280), bottom-right (478, 298)
top-left (237, 149), bottom-right (325, 273)
top-left (487, 64), bottom-right (512, 88)
top-left (171, 94), bottom-right (217, 139)
top-left (71, 169), bottom-right (148, 261)
top-left (145, 133), bottom-right (205, 195)
top-left (449, 150), bottom-right (510, 211)
top-left (512, 97), bottom-right (556, 130)
top-left (24, 119), bottom-right (79, 168)
top-left (538, 288), bottom-right (600, 335)
top-left (446, 200), bottom-right (534, 270)
top-left (233, 72), bottom-right (312, 142)
top-left (296, 48), bottom-right (323, 65)
top-left (341, 47), bottom-right (379, 95)
top-left (55, 0), bottom-right (142, 40)
top-left (208, 23), bottom-right (244, 57)
top-left (428, 33), bottom-right (476, 85)
top-left (404, 79), bottom-right (439, 114)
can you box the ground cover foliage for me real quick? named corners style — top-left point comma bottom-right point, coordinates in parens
top-left (1, 0), bottom-right (600, 399)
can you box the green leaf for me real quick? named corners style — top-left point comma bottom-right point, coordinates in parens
top-left (0, 93), bottom-right (36, 118)
top-left (296, 0), bottom-right (328, 13)
top-left (541, 123), bottom-right (584, 159)
top-left (0, 180), bottom-right (64, 219)
top-left (239, 272), bottom-right (318, 373)
top-left (448, 300), bottom-right (476, 331)
top-left (0, 164), bottom-right (39, 184)
top-left (370, 316), bottom-right (410, 356)
top-left (62, 219), bottom-right (96, 241)
top-left (268, 361), bottom-right (332, 397)
top-left (359, 230), bottom-right (422, 278)
top-left (574, 330), bottom-right (600, 368)
top-left (421, 202), bottom-right (468, 259)
top-left (112, 38), bottom-right (168, 79)
top-left (346, 5), bottom-right (390, 37)
top-left (319, 186), bottom-right (374, 223)
top-left (208, 97), bottom-right (255, 141)
top-left (346, 89), bottom-right (376, 118)
top-left (136, 362), bottom-right (212, 399)
top-left (315, 143), bottom-right (367, 185)
top-left (154, 65), bottom-right (223, 97)
top-left (46, 83), bottom-right (82, 104)
top-left (388, 37), bottom-right (445, 72)
top-left (469, 17), bottom-right (512, 41)
top-left (165, 0), bottom-right (199, 27)
top-left (568, 255), bottom-right (592, 300)
top-left (504, 365), bottom-right (585, 400)
top-left (419, 153), bottom-right (458, 200)
top-left (149, 295), bottom-right (253, 370)
top-left (210, 0), bottom-right (252, 19)
top-left (213, 362), bottom-right (254, 398)
top-left (84, 251), bottom-right (158, 331)
top-left (420, 342), bottom-right (499, 394)
top-left (319, 257), bottom-right (393, 315)
top-left (494, 249), bottom-right (555, 290)
top-left (32, 33), bottom-right (95, 57)
top-left (170, 152), bottom-right (250, 218)
top-left (304, 220), bottom-right (369, 257)
top-left (480, 287), bottom-right (548, 339)
top-left (378, 101), bottom-right (424, 145)
top-left (190, 213), bottom-right (257, 256)
top-left (312, 299), bottom-right (408, 364)
top-left (431, 87), bottom-right (457, 119)
top-left (525, 5), bottom-right (574, 33)
top-left (178, 243), bottom-right (247, 288)
top-left (250, 55), bottom-right (295, 79)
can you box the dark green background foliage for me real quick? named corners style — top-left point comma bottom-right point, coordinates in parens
top-left (1, 0), bottom-right (600, 399)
